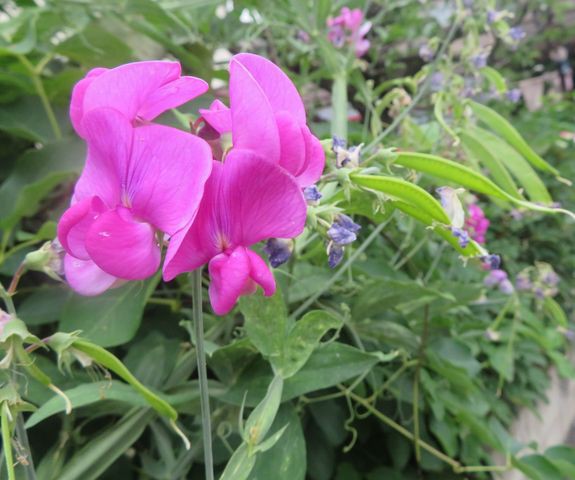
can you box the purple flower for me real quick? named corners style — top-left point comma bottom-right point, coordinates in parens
top-left (303, 185), bottom-right (322, 204)
top-left (515, 273), bottom-right (532, 291)
top-left (328, 244), bottom-right (344, 268)
top-left (328, 214), bottom-right (361, 245)
top-left (419, 43), bottom-right (434, 62)
top-left (487, 9), bottom-right (498, 24)
top-left (471, 53), bottom-right (488, 69)
top-left (481, 254), bottom-right (501, 270)
top-left (264, 238), bottom-right (294, 268)
top-left (509, 26), bottom-right (526, 41)
top-left (484, 269), bottom-right (514, 295)
top-left (451, 227), bottom-right (470, 249)
top-left (506, 88), bottom-right (522, 103)
top-left (429, 72), bottom-right (445, 92)
top-left (332, 136), bottom-right (362, 168)
top-left (499, 279), bottom-right (515, 295)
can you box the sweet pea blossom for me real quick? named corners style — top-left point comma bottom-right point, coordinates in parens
top-left (58, 108), bottom-right (212, 295)
top-left (327, 214), bottom-right (361, 268)
top-left (70, 61), bottom-right (208, 138)
top-left (199, 54), bottom-right (325, 188)
top-left (163, 151), bottom-right (306, 315)
top-left (327, 7), bottom-right (371, 57)
top-left (465, 204), bottom-right (490, 244)
top-left (484, 269), bottom-right (514, 295)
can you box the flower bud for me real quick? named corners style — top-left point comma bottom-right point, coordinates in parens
top-left (24, 239), bottom-right (65, 281)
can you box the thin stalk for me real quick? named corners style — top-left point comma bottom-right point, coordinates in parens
top-left (1, 404), bottom-right (15, 480)
top-left (191, 269), bottom-right (214, 480)
top-left (331, 72), bottom-right (348, 141)
top-left (14, 412), bottom-right (36, 480)
top-left (16, 55), bottom-right (62, 140)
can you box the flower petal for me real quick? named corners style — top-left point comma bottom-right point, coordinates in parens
top-left (229, 56), bottom-right (280, 162)
top-left (85, 207), bottom-right (160, 280)
top-left (58, 196), bottom-right (106, 260)
top-left (294, 126), bottom-right (325, 187)
top-left (223, 149), bottom-right (307, 246)
top-left (137, 76), bottom-right (208, 120)
top-left (75, 107), bottom-right (132, 206)
top-left (64, 255), bottom-right (118, 296)
top-left (275, 111), bottom-right (306, 177)
top-left (70, 68), bottom-right (107, 137)
top-left (233, 53), bottom-right (306, 124)
top-left (246, 249), bottom-right (275, 296)
top-left (208, 247), bottom-right (251, 315)
top-left (199, 99), bottom-right (232, 134)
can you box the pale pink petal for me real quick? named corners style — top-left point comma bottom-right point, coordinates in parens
top-left (64, 255), bottom-right (118, 296)
top-left (75, 107), bottom-right (132, 206)
top-left (233, 54), bottom-right (306, 124)
top-left (79, 61), bottom-right (183, 127)
top-left (294, 126), bottom-right (326, 187)
top-left (229, 57), bottom-right (280, 162)
top-left (70, 68), bottom-right (107, 137)
top-left (58, 196), bottom-right (106, 260)
top-left (223, 149), bottom-right (307, 246)
top-left (208, 247), bottom-right (251, 315)
top-left (162, 161), bottom-right (224, 281)
top-left (85, 207), bottom-right (160, 280)
top-left (127, 122), bottom-right (212, 234)
top-left (199, 100), bottom-right (232, 134)
top-left (275, 111), bottom-right (306, 177)
top-left (246, 250), bottom-right (275, 296)
top-left (137, 76), bottom-right (208, 120)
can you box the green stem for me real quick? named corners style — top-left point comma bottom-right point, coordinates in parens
top-left (191, 269), bottom-right (214, 480)
top-left (331, 72), bottom-right (348, 141)
top-left (14, 412), bottom-right (36, 480)
top-left (16, 55), bottom-right (62, 140)
top-left (1, 404), bottom-right (15, 480)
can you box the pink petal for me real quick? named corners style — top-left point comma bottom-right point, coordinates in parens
top-left (199, 100), bottom-right (232, 134)
top-left (294, 126), bottom-right (326, 187)
top-left (137, 76), bottom-right (208, 120)
top-left (127, 122), bottom-right (212, 235)
top-left (75, 107), bottom-right (132, 206)
top-left (275, 111), bottom-right (306, 178)
top-left (58, 196), bottom-right (106, 260)
top-left (223, 149), bottom-right (307, 246)
top-left (233, 54), bottom-right (306, 124)
top-left (85, 207), bottom-right (160, 280)
top-left (246, 249), bottom-right (275, 296)
top-left (64, 254), bottom-right (118, 296)
top-left (229, 56), bottom-right (280, 162)
top-left (162, 160), bottom-right (224, 281)
top-left (70, 68), bottom-right (107, 137)
top-left (208, 247), bottom-right (251, 315)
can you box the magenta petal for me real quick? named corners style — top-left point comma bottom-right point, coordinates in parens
top-left (275, 111), bottom-right (306, 177)
top-left (70, 68), bottom-right (107, 137)
top-left (64, 255), bottom-right (118, 296)
top-left (294, 126), bottom-right (326, 187)
top-left (246, 250), bottom-right (276, 296)
top-left (137, 76), bottom-right (209, 120)
top-left (58, 196), bottom-right (106, 260)
top-left (85, 208), bottom-right (160, 280)
top-left (233, 53), bottom-right (306, 124)
top-left (229, 57), bottom-right (280, 162)
top-left (75, 107), bottom-right (132, 206)
top-left (80, 61), bottom-right (182, 124)
top-left (128, 122), bottom-right (212, 235)
top-left (199, 100), bottom-right (232, 134)
top-left (224, 149), bottom-right (307, 246)
top-left (208, 247), bottom-right (251, 315)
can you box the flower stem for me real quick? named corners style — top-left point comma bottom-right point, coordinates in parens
top-left (14, 411), bottom-right (36, 480)
top-left (191, 269), bottom-right (214, 480)
top-left (331, 72), bottom-right (348, 141)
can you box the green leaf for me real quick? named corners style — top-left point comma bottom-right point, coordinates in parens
top-left (460, 130), bottom-right (522, 199)
top-left (481, 67), bottom-right (507, 93)
top-left (244, 375), bottom-right (283, 446)
top-left (25, 381), bottom-right (148, 428)
top-left (543, 297), bottom-right (568, 328)
top-left (0, 139), bottom-right (83, 229)
top-left (513, 454), bottom-right (564, 480)
top-left (57, 408), bottom-right (154, 480)
top-left (0, 12), bottom-right (37, 56)
top-left (220, 443), bottom-right (257, 480)
top-left (545, 445), bottom-right (575, 477)
top-left (17, 286), bottom-right (69, 326)
top-left (468, 100), bottom-right (560, 176)
top-left (250, 405), bottom-right (306, 480)
top-left (278, 310), bottom-right (343, 379)
top-left (60, 275), bottom-right (159, 347)
top-left (240, 289), bottom-right (289, 360)
top-left (0, 96), bottom-right (64, 142)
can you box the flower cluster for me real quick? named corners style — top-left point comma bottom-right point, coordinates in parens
top-left (515, 263), bottom-right (560, 299)
top-left (465, 203), bottom-right (490, 244)
top-left (58, 55), bottom-right (325, 315)
top-left (327, 214), bottom-right (361, 268)
top-left (484, 269), bottom-right (514, 295)
top-left (327, 7), bottom-right (371, 58)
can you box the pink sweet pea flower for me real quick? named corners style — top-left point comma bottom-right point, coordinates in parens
top-left (70, 61), bottom-right (208, 138)
top-left (163, 149), bottom-right (307, 315)
top-left (465, 204), bottom-right (490, 244)
top-left (198, 53), bottom-right (325, 188)
top-left (327, 7), bottom-right (372, 57)
top-left (58, 108), bottom-right (212, 295)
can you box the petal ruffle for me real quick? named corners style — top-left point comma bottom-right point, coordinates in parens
top-left (64, 255), bottom-right (118, 296)
top-left (70, 67), bottom-right (107, 137)
top-left (199, 100), bottom-right (232, 134)
top-left (293, 126), bottom-right (326, 187)
top-left (275, 111), bottom-right (306, 178)
top-left (208, 247), bottom-right (251, 315)
top-left (85, 207), bottom-right (160, 280)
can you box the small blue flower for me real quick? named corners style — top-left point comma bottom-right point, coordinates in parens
top-left (332, 136), bottom-right (347, 151)
top-left (481, 254), bottom-right (501, 270)
top-left (332, 136), bottom-right (362, 168)
top-left (303, 185), bottom-right (322, 203)
top-left (336, 214), bottom-right (361, 233)
top-left (506, 88), bottom-right (521, 103)
top-left (263, 238), bottom-right (293, 268)
top-left (328, 223), bottom-right (357, 245)
top-left (429, 72), bottom-right (444, 92)
top-left (499, 279), bottom-right (514, 295)
top-left (328, 244), bottom-right (344, 268)
top-left (419, 43), bottom-right (434, 62)
top-left (509, 26), bottom-right (526, 41)
top-left (487, 9), bottom-right (498, 24)
top-left (451, 227), bottom-right (470, 249)
top-left (471, 53), bottom-right (488, 69)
